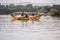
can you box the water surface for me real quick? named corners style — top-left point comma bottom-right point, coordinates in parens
top-left (0, 15), bottom-right (60, 40)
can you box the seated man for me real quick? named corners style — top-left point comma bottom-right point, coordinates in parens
top-left (25, 14), bottom-right (28, 18)
top-left (31, 14), bottom-right (34, 16)
top-left (21, 12), bottom-right (25, 18)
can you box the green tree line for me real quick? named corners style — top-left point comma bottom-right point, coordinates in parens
top-left (0, 4), bottom-right (51, 15)
top-left (50, 5), bottom-right (60, 17)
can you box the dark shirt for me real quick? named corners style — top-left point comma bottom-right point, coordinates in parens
top-left (25, 15), bottom-right (28, 18)
top-left (31, 14), bottom-right (34, 16)
top-left (21, 12), bottom-right (25, 16)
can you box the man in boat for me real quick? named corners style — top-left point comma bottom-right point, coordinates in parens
top-left (21, 12), bottom-right (24, 16)
top-left (31, 14), bottom-right (35, 16)
top-left (21, 12), bottom-right (29, 18)
top-left (25, 14), bottom-right (28, 18)
top-left (20, 12), bottom-right (29, 22)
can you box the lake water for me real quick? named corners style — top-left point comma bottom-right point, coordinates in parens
top-left (0, 15), bottom-right (60, 40)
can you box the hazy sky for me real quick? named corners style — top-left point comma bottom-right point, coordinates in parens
top-left (0, 0), bottom-right (60, 4)
top-left (0, 0), bottom-right (60, 3)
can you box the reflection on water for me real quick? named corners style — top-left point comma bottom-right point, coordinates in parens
top-left (0, 15), bottom-right (60, 40)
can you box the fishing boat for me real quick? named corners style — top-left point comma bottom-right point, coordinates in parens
top-left (10, 12), bottom-right (42, 22)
